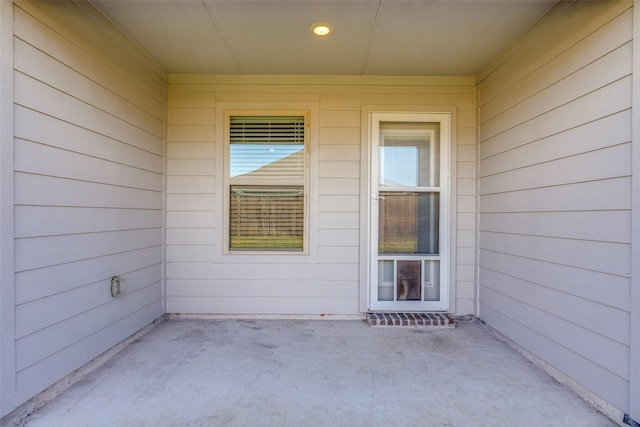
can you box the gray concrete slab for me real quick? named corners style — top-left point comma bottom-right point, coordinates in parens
top-left (21, 318), bottom-right (614, 427)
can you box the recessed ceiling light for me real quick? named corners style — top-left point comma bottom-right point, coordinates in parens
top-left (311, 21), bottom-right (333, 36)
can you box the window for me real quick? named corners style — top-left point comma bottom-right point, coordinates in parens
top-left (226, 114), bottom-right (307, 252)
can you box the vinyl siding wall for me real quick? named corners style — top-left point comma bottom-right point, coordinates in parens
top-left (11, 1), bottom-right (166, 407)
top-left (477, 1), bottom-right (633, 413)
top-left (166, 75), bottom-right (477, 316)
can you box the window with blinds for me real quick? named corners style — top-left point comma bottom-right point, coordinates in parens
top-left (228, 115), bottom-right (306, 251)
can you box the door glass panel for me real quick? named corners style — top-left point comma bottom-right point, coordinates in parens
top-left (378, 260), bottom-right (394, 301)
top-left (379, 122), bottom-right (439, 187)
top-left (424, 260), bottom-right (440, 301)
top-left (378, 192), bottom-right (439, 255)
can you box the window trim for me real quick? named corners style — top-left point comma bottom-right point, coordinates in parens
top-left (222, 110), bottom-right (311, 256)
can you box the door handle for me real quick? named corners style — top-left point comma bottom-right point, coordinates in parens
top-left (372, 193), bottom-right (385, 200)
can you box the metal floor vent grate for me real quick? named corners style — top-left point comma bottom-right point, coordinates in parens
top-left (367, 312), bottom-right (455, 328)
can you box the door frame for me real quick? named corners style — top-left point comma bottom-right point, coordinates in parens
top-left (358, 106), bottom-right (457, 313)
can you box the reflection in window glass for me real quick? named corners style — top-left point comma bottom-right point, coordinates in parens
top-left (230, 145), bottom-right (304, 178)
top-left (230, 186), bottom-right (303, 251)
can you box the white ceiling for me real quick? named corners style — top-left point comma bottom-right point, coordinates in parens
top-left (90, 0), bottom-right (558, 76)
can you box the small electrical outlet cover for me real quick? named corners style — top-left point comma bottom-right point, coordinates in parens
top-left (110, 276), bottom-right (125, 297)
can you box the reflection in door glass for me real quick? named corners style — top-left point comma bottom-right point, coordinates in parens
top-left (378, 192), bottom-right (439, 254)
top-left (378, 260), bottom-right (394, 301)
top-left (424, 260), bottom-right (440, 301)
top-left (379, 122), bottom-right (439, 187)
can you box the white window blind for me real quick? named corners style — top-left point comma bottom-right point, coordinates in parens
top-left (230, 116), bottom-right (305, 145)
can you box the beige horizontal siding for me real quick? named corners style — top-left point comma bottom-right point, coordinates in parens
top-left (480, 300), bottom-right (629, 410)
top-left (167, 279), bottom-right (359, 299)
top-left (167, 76), bottom-right (477, 315)
top-left (12, 1), bottom-right (166, 407)
top-left (167, 296), bottom-right (358, 316)
top-left (15, 105), bottom-right (163, 172)
top-left (15, 247), bottom-right (162, 305)
top-left (15, 294), bottom-right (161, 406)
top-left (477, 0), bottom-right (632, 412)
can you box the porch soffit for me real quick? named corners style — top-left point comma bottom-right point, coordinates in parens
top-left (90, 0), bottom-right (557, 77)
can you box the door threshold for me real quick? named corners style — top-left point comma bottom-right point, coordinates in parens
top-left (366, 312), bottom-right (455, 328)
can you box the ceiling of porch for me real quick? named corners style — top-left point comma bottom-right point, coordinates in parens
top-left (89, 0), bottom-right (558, 76)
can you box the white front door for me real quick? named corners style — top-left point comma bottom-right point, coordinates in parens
top-left (369, 113), bottom-right (450, 312)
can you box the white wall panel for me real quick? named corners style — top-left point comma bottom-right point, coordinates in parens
top-left (15, 106), bottom-right (163, 173)
top-left (167, 296), bottom-right (358, 316)
top-left (166, 279), bottom-right (358, 299)
top-left (479, 7), bottom-right (633, 122)
top-left (319, 127), bottom-right (360, 144)
top-left (480, 268), bottom-right (630, 357)
top-left (319, 145), bottom-right (360, 161)
top-left (167, 76), bottom-right (477, 315)
top-left (15, 206), bottom-right (162, 238)
top-left (166, 211), bottom-right (215, 228)
top-left (13, 39), bottom-right (163, 137)
top-left (480, 211), bottom-right (631, 243)
top-left (319, 212), bottom-right (359, 230)
top-left (479, 111), bottom-right (632, 178)
top-left (166, 245), bottom-right (215, 263)
top-left (10, 1), bottom-right (166, 411)
top-left (318, 195), bottom-right (359, 212)
top-left (318, 161), bottom-right (361, 178)
top-left (479, 178), bottom-right (631, 213)
top-left (166, 228), bottom-right (215, 246)
top-left (15, 247), bottom-right (162, 305)
top-left (15, 73), bottom-right (162, 155)
top-left (167, 158), bottom-right (216, 176)
top-left (319, 178), bottom-right (360, 195)
top-left (15, 265), bottom-right (162, 339)
top-left (15, 229), bottom-right (162, 272)
top-left (479, 302), bottom-right (629, 411)
top-left (166, 175), bottom-right (215, 194)
top-left (167, 108), bottom-right (216, 125)
top-left (480, 76), bottom-right (632, 159)
top-left (166, 194), bottom-right (215, 211)
top-left (480, 42), bottom-right (632, 140)
top-left (167, 142), bottom-right (215, 158)
top-left (15, 173), bottom-right (162, 210)
top-left (481, 144), bottom-right (631, 195)
top-left (477, 0), bottom-right (632, 414)
top-left (15, 294), bottom-right (162, 404)
top-left (318, 229), bottom-right (359, 247)
top-left (12, 6), bottom-right (164, 115)
top-left (479, 250), bottom-right (630, 312)
top-left (318, 246), bottom-right (360, 264)
top-left (16, 276), bottom-right (161, 371)
top-left (15, 140), bottom-right (162, 191)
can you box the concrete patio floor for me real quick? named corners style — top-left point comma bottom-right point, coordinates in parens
top-left (20, 317), bottom-right (615, 427)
